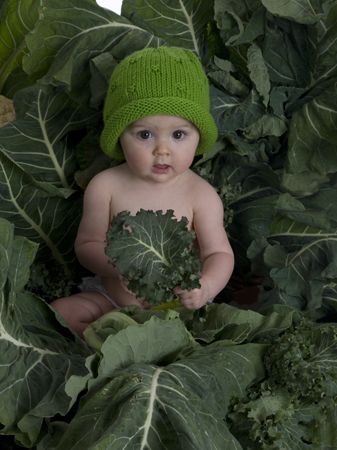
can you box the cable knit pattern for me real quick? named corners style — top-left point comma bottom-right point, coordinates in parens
top-left (100, 47), bottom-right (218, 159)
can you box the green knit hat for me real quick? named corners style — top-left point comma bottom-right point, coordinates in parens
top-left (100, 47), bottom-right (218, 159)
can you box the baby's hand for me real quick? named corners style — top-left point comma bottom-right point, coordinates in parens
top-left (173, 279), bottom-right (210, 310)
top-left (118, 274), bottom-right (136, 296)
top-left (118, 274), bottom-right (152, 309)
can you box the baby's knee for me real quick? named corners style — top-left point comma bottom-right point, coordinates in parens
top-left (51, 295), bottom-right (99, 324)
top-left (51, 294), bottom-right (105, 338)
top-left (50, 296), bottom-right (76, 318)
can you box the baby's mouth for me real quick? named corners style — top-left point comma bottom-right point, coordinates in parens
top-left (152, 164), bottom-right (171, 174)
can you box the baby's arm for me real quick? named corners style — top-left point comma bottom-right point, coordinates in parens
top-left (173, 183), bottom-right (234, 309)
top-left (75, 170), bottom-right (120, 279)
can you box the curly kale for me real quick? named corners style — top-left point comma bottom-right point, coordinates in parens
top-left (24, 261), bottom-right (77, 303)
top-left (105, 210), bottom-right (201, 306)
top-left (264, 319), bottom-right (337, 398)
top-left (228, 319), bottom-right (337, 449)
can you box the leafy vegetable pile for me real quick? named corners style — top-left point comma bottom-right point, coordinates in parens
top-left (1, 0), bottom-right (337, 448)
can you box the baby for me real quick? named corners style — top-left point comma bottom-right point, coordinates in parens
top-left (51, 47), bottom-right (234, 338)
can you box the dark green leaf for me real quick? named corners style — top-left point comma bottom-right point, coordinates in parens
top-left (105, 210), bottom-right (201, 305)
top-left (122, 0), bottom-right (214, 63)
top-left (0, 219), bottom-right (90, 447)
top-left (1, 87), bottom-right (101, 188)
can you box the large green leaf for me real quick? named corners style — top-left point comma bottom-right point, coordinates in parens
top-left (210, 85), bottom-right (266, 137)
top-left (204, 151), bottom-right (284, 268)
top-left (52, 366), bottom-right (240, 450)
top-left (0, 0), bottom-right (40, 96)
top-left (262, 220), bottom-right (337, 310)
top-left (314, 4), bottom-right (337, 82)
top-left (214, 0), bottom-right (263, 45)
top-left (262, 18), bottom-right (312, 88)
top-left (286, 84), bottom-right (337, 176)
top-left (262, 0), bottom-right (334, 24)
top-left (0, 87), bottom-right (101, 189)
top-left (185, 302), bottom-right (298, 344)
top-left (105, 210), bottom-right (201, 306)
top-left (0, 218), bottom-right (90, 447)
top-left (209, 82), bottom-right (287, 150)
top-left (247, 42), bottom-right (270, 108)
top-left (23, 0), bottom-right (165, 103)
top-left (122, 0), bottom-right (214, 62)
top-left (45, 315), bottom-right (266, 450)
top-left (80, 315), bottom-right (198, 398)
top-left (0, 152), bottom-right (82, 275)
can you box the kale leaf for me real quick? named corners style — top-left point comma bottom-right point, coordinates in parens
top-left (105, 209), bottom-right (201, 306)
top-left (228, 319), bottom-right (337, 449)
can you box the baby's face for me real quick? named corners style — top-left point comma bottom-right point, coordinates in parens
top-left (119, 115), bottom-right (200, 184)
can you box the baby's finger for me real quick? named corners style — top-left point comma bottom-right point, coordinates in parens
top-left (179, 300), bottom-right (197, 310)
top-left (173, 285), bottom-right (185, 295)
top-left (178, 292), bottom-right (191, 301)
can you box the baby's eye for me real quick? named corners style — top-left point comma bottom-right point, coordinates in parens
top-left (173, 130), bottom-right (185, 140)
top-left (138, 130), bottom-right (152, 140)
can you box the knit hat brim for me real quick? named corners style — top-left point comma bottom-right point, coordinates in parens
top-left (100, 97), bottom-right (218, 160)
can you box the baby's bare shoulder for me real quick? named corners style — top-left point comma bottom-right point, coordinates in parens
top-left (187, 170), bottom-right (221, 204)
top-left (87, 164), bottom-right (128, 190)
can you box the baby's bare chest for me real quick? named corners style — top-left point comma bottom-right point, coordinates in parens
top-left (110, 188), bottom-right (195, 228)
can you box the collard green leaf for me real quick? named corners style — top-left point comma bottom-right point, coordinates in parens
top-left (0, 0), bottom-right (39, 96)
top-left (286, 84), bottom-right (337, 176)
top-left (105, 210), bottom-right (201, 306)
top-left (314, 4), bottom-right (337, 81)
top-left (0, 218), bottom-right (90, 447)
top-left (203, 151), bottom-right (284, 268)
top-left (274, 193), bottom-right (333, 231)
top-left (247, 42), bottom-right (270, 108)
top-left (83, 310), bottom-right (139, 353)
top-left (54, 365), bottom-right (241, 450)
top-left (289, 186), bottom-right (337, 228)
top-left (233, 6), bottom-right (266, 46)
top-left (322, 282), bottom-right (337, 312)
top-left (184, 302), bottom-right (296, 344)
top-left (259, 224), bottom-right (337, 312)
top-left (262, 20), bottom-right (312, 88)
top-left (89, 52), bottom-right (118, 109)
top-left (73, 123), bottom-right (117, 190)
top-left (270, 86), bottom-right (307, 119)
top-left (281, 169), bottom-right (329, 196)
top-left (80, 315), bottom-right (199, 399)
top-left (210, 85), bottom-right (267, 138)
top-left (0, 152), bottom-right (82, 275)
top-left (23, 0), bottom-right (165, 103)
top-left (209, 67), bottom-right (250, 98)
top-left (214, 0), bottom-right (263, 45)
top-left (122, 0), bottom-right (214, 62)
top-left (1, 86), bottom-right (101, 189)
top-left (242, 112), bottom-right (287, 139)
top-left (54, 327), bottom-right (266, 450)
top-left (262, 0), bottom-right (333, 24)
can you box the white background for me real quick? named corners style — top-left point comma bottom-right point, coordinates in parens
top-left (96, 0), bottom-right (123, 14)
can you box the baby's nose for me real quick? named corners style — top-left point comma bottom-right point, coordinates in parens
top-left (154, 141), bottom-right (170, 156)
